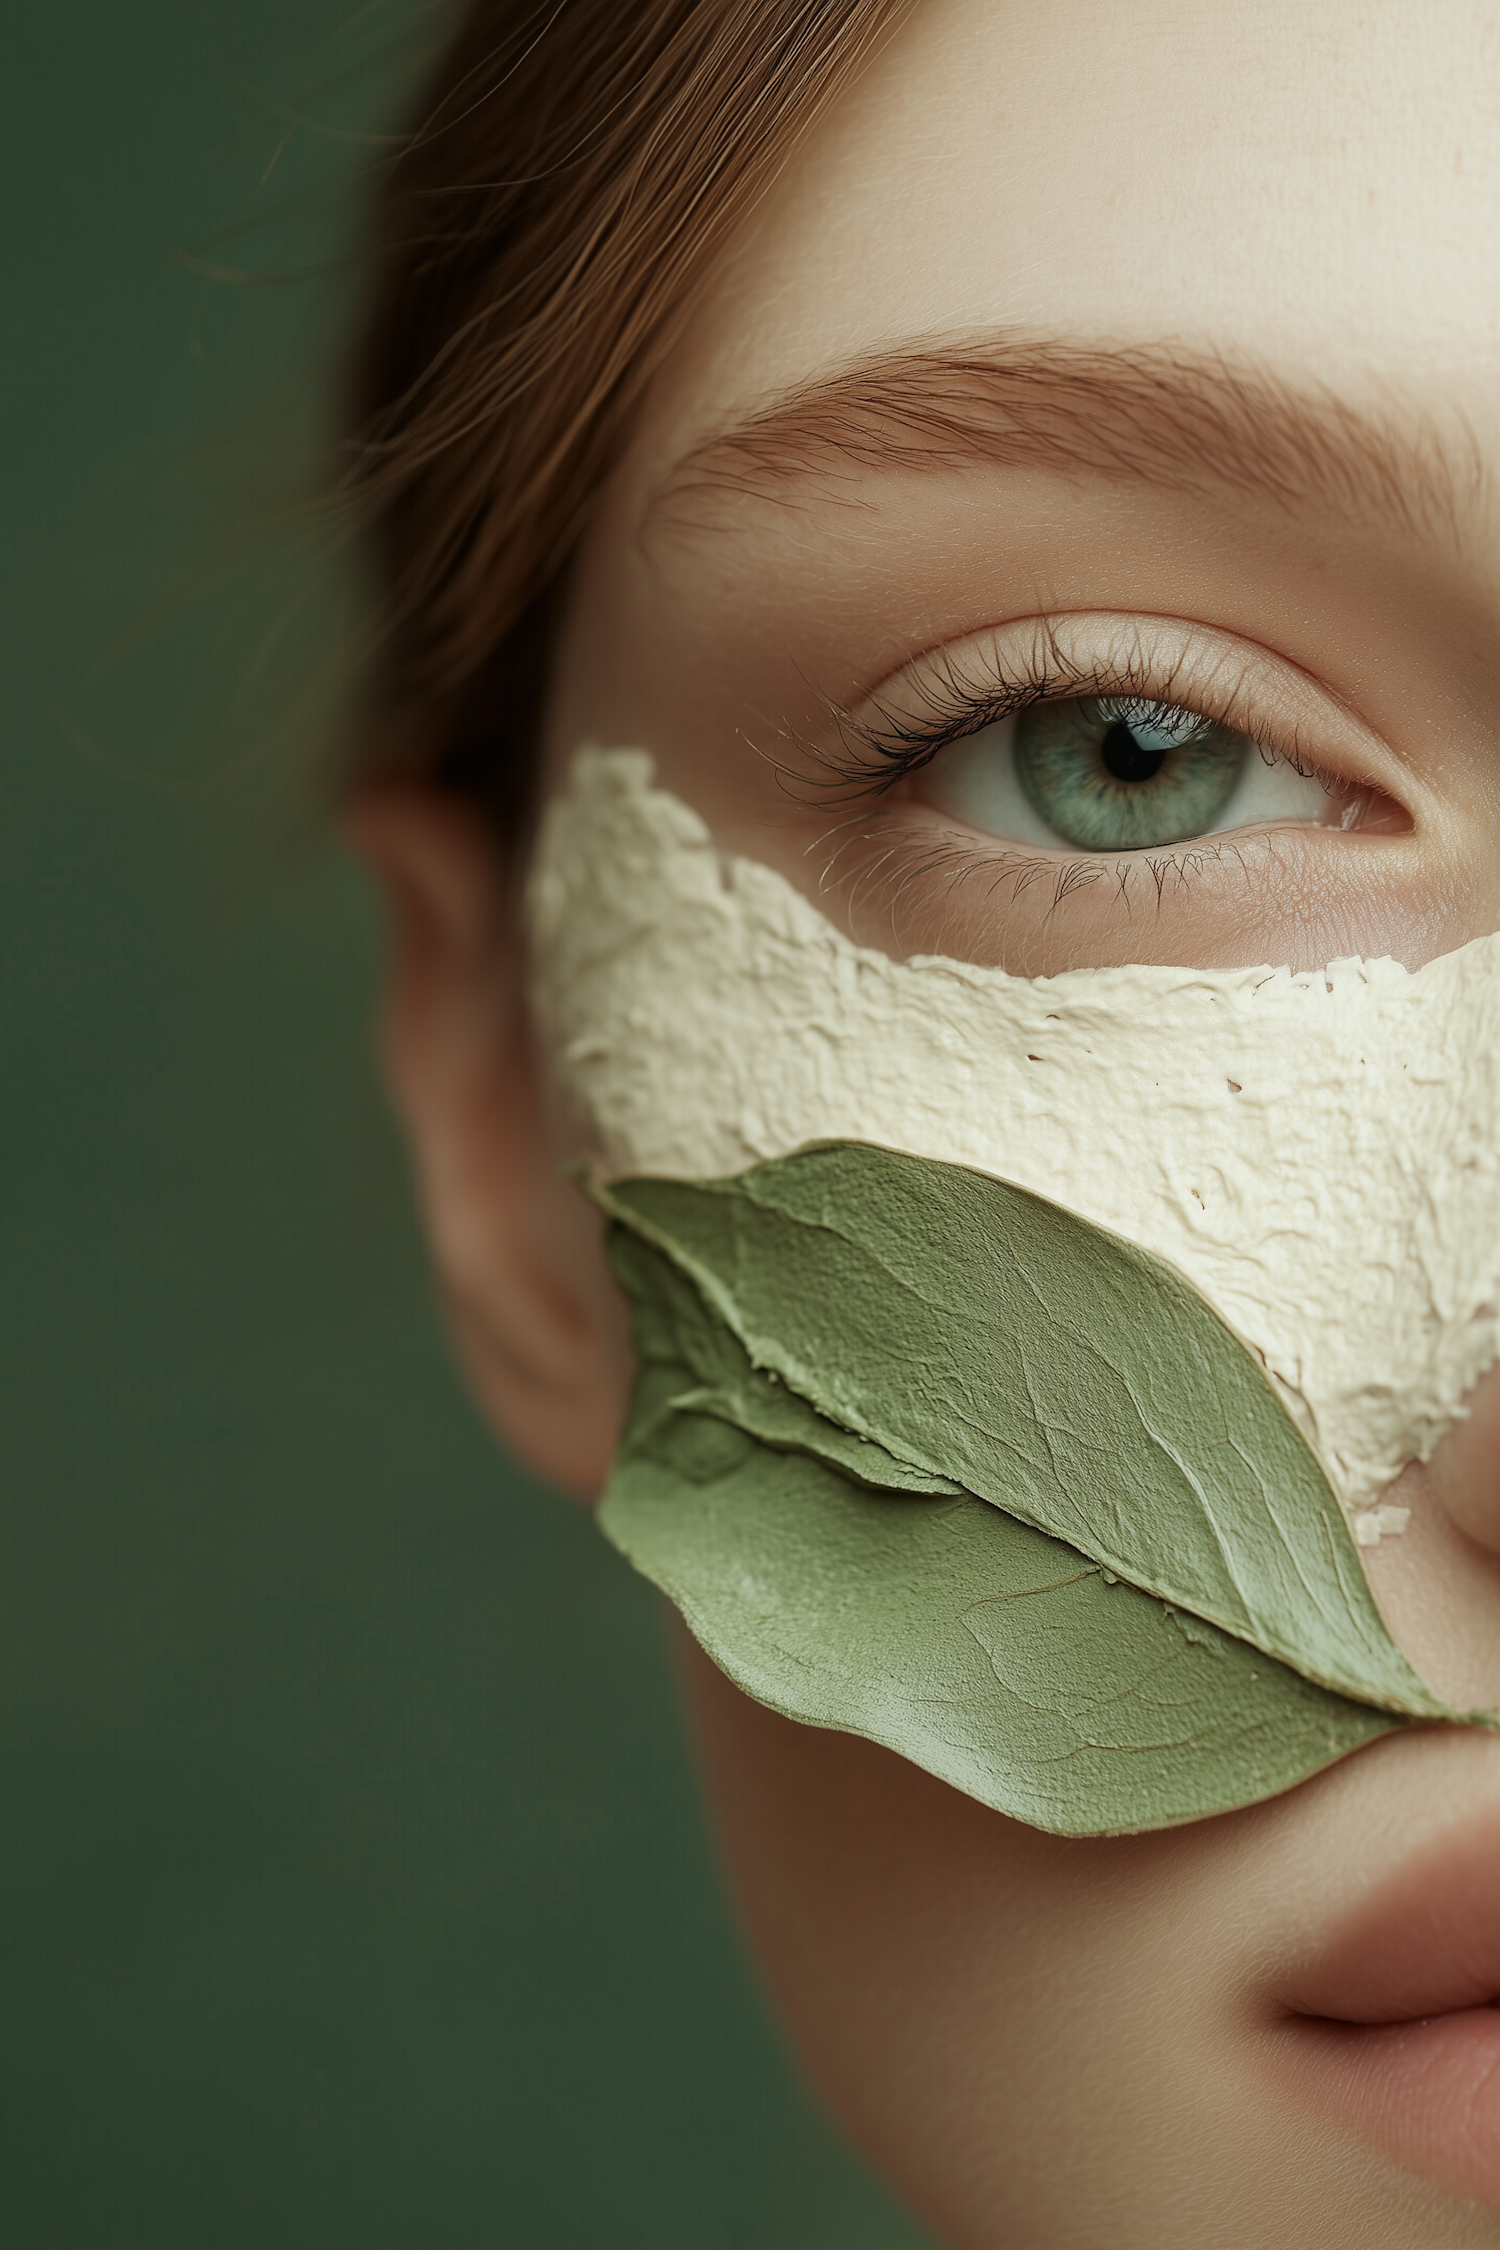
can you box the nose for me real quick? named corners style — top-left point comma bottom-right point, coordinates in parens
top-left (1423, 1361), bottom-right (1500, 1555)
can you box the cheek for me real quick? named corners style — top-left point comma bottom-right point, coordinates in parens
top-left (674, 1634), bottom-right (1417, 2249)
top-left (676, 1633), bottom-right (1129, 2218)
top-left (1425, 1362), bottom-right (1500, 1556)
top-left (679, 1639), bottom-right (1494, 2247)
top-left (1363, 1365), bottom-right (1500, 1714)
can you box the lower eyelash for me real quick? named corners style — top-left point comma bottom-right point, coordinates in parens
top-left (806, 804), bottom-right (1269, 931)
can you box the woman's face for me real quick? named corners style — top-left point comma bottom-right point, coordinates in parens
top-left (375, 1), bottom-right (1500, 2242)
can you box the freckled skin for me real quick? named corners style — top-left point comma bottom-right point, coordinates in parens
top-left (350, 0), bottom-right (1500, 2241)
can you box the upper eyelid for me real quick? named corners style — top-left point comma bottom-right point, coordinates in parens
top-left (861, 615), bottom-right (1278, 734)
top-left (826, 613), bottom-right (1389, 791)
top-left (824, 624), bottom-right (1278, 791)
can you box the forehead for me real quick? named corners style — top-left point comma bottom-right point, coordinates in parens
top-left (638, 0), bottom-right (1500, 475)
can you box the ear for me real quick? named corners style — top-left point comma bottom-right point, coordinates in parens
top-left (345, 789), bottom-right (631, 1498)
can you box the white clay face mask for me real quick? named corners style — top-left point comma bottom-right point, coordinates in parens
top-left (528, 749), bottom-right (1500, 1835)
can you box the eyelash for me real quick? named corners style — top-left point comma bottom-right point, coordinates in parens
top-left (759, 618), bottom-right (1397, 932)
top-left (803, 618), bottom-right (1323, 803)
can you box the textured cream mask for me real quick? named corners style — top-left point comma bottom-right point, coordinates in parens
top-left (531, 750), bottom-right (1500, 1521)
top-left (526, 749), bottom-right (1500, 1832)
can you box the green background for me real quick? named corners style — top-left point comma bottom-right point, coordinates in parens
top-left (2, 7), bottom-right (931, 2243)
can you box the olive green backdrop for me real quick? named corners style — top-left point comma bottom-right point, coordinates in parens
top-left (1, 8), bottom-right (931, 2244)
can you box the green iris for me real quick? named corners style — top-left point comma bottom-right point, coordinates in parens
top-left (1015, 696), bottom-right (1249, 851)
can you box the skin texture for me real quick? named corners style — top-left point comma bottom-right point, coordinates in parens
top-left (679, 1632), bottom-right (1500, 2250)
top-left (349, 1), bottom-right (1500, 2240)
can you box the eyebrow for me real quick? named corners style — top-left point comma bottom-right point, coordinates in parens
top-left (653, 338), bottom-right (1483, 552)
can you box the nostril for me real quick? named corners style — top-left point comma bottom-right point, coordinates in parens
top-left (1426, 1363), bottom-right (1500, 1555)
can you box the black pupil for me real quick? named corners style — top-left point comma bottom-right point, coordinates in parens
top-left (1100, 719), bottom-right (1168, 786)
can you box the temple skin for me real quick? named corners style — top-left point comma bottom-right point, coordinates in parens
top-left (349, 1), bottom-right (1500, 2242)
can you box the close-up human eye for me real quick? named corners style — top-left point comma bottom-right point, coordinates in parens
top-left (829, 614), bottom-right (1412, 869)
top-left (778, 612), bottom-right (1419, 967)
top-left (916, 692), bottom-right (1333, 854)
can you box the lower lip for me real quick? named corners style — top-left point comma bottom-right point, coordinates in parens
top-left (1276, 2006), bottom-right (1500, 2204)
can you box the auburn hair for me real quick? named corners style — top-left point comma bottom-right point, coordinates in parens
top-left (345, 0), bottom-right (903, 835)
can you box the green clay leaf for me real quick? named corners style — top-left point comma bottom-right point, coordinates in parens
top-left (602, 1228), bottom-right (1405, 1836)
top-left (598, 1143), bottom-right (1474, 1726)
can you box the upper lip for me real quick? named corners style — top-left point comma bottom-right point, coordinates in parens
top-left (1277, 1802), bottom-right (1500, 2026)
